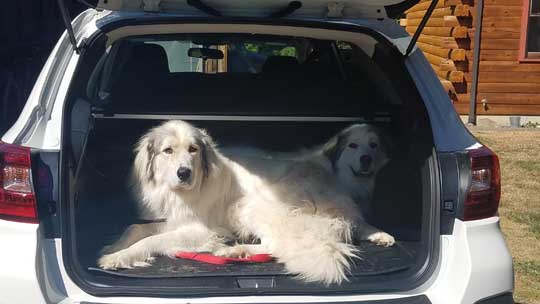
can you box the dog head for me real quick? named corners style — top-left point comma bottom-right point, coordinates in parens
top-left (134, 120), bottom-right (219, 191)
top-left (323, 124), bottom-right (390, 178)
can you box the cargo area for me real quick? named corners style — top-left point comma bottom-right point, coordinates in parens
top-left (75, 119), bottom-right (428, 275)
top-left (62, 28), bottom-right (439, 294)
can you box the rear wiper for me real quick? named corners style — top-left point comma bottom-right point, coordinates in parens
top-left (187, 0), bottom-right (222, 17)
top-left (269, 1), bottom-right (302, 18)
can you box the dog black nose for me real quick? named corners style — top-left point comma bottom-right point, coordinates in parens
top-left (360, 155), bottom-right (372, 167)
top-left (177, 167), bottom-right (192, 181)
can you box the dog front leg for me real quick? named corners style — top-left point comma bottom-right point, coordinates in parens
top-left (355, 221), bottom-right (395, 247)
top-left (98, 225), bottom-right (227, 270)
top-left (101, 222), bottom-right (165, 255)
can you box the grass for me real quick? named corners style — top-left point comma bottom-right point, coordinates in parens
top-left (472, 129), bottom-right (540, 304)
top-left (508, 211), bottom-right (540, 238)
top-left (515, 261), bottom-right (540, 278)
top-left (516, 160), bottom-right (540, 173)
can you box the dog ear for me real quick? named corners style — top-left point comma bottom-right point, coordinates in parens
top-left (134, 132), bottom-right (156, 183)
top-left (197, 128), bottom-right (220, 181)
top-left (323, 132), bottom-right (347, 171)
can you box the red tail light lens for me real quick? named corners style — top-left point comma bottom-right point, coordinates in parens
top-left (464, 146), bottom-right (501, 221)
top-left (0, 142), bottom-right (38, 223)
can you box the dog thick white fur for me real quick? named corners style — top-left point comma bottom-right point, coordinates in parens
top-left (223, 124), bottom-right (390, 204)
top-left (98, 121), bottom-right (393, 285)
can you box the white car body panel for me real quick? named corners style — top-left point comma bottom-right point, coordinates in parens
top-left (425, 218), bottom-right (513, 304)
top-left (36, 51), bottom-right (81, 150)
top-left (0, 220), bottom-right (45, 304)
top-left (462, 218), bottom-right (514, 303)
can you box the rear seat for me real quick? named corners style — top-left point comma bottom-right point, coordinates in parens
top-left (112, 44), bottom-right (170, 97)
top-left (109, 53), bottom-right (376, 116)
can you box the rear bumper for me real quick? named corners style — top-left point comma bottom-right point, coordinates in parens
top-left (424, 217), bottom-right (514, 304)
top-left (0, 220), bottom-right (47, 303)
top-left (0, 217), bottom-right (513, 304)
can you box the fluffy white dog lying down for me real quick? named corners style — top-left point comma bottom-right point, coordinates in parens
top-left (98, 120), bottom-right (394, 285)
top-left (221, 123), bottom-right (395, 228)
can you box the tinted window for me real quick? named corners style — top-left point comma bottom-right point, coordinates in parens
top-left (525, 0), bottom-right (540, 56)
top-left (143, 39), bottom-right (299, 74)
top-left (527, 17), bottom-right (540, 52)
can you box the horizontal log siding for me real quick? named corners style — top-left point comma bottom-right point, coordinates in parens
top-left (402, 0), bottom-right (540, 115)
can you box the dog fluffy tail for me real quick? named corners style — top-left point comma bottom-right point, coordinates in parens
top-left (264, 214), bottom-right (360, 285)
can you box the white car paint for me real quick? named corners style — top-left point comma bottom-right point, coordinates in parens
top-left (0, 221), bottom-right (45, 304)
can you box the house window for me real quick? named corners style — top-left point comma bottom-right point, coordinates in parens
top-left (520, 0), bottom-right (540, 60)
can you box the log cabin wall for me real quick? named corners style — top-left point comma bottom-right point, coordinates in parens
top-left (401, 0), bottom-right (540, 116)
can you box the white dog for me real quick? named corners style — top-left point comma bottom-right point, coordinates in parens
top-left (219, 124), bottom-right (395, 257)
top-left (98, 121), bottom-right (394, 285)
top-left (222, 124), bottom-right (394, 220)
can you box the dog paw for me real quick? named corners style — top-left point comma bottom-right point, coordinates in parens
top-left (98, 251), bottom-right (154, 270)
top-left (98, 251), bottom-right (131, 270)
top-left (132, 256), bottom-right (156, 268)
top-left (367, 232), bottom-right (395, 247)
top-left (214, 245), bottom-right (251, 258)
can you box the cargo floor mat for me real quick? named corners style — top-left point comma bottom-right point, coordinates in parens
top-left (87, 241), bottom-right (417, 278)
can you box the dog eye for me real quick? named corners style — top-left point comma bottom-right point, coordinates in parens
top-left (369, 142), bottom-right (378, 149)
top-left (348, 143), bottom-right (358, 149)
top-left (188, 145), bottom-right (198, 153)
top-left (163, 147), bottom-right (173, 154)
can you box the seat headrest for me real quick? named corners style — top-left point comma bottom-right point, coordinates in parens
top-left (124, 43), bottom-right (170, 77)
top-left (261, 56), bottom-right (299, 74)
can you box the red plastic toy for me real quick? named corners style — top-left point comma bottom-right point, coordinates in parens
top-left (175, 251), bottom-right (273, 265)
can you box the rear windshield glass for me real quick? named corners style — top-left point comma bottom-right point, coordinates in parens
top-left (98, 34), bottom-right (402, 115)
top-left (115, 36), bottom-right (304, 75)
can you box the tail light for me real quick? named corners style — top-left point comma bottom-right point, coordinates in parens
top-left (463, 146), bottom-right (501, 221)
top-left (0, 142), bottom-right (38, 223)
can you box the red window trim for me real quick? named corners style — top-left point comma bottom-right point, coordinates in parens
top-left (519, 0), bottom-right (540, 62)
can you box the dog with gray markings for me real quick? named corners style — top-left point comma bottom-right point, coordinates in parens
top-left (98, 121), bottom-right (394, 285)
top-left (219, 124), bottom-right (395, 250)
top-left (221, 123), bottom-right (395, 224)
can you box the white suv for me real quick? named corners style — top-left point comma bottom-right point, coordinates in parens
top-left (0, 1), bottom-right (513, 303)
